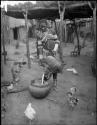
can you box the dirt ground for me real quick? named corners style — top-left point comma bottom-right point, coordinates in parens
top-left (1, 39), bottom-right (96, 125)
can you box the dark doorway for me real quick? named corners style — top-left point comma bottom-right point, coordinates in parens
top-left (13, 27), bottom-right (18, 40)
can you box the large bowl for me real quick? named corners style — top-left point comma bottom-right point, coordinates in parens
top-left (28, 79), bottom-right (52, 99)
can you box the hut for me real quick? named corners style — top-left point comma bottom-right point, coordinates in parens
top-left (8, 16), bottom-right (31, 43)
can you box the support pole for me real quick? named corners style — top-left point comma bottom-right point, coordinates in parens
top-left (93, 6), bottom-right (96, 60)
top-left (36, 20), bottom-right (40, 58)
top-left (54, 20), bottom-right (60, 41)
top-left (1, 10), bottom-right (7, 64)
top-left (23, 10), bottom-right (31, 69)
top-left (1, 58), bottom-right (4, 76)
top-left (54, 20), bottom-right (58, 37)
top-left (74, 20), bottom-right (80, 55)
top-left (1, 35), bottom-right (4, 76)
top-left (36, 37), bottom-right (39, 58)
top-left (64, 19), bottom-right (67, 45)
top-left (58, 1), bottom-right (66, 64)
top-left (88, 1), bottom-right (96, 59)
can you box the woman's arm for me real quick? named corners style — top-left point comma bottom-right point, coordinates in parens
top-left (53, 43), bottom-right (59, 51)
top-left (53, 40), bottom-right (60, 52)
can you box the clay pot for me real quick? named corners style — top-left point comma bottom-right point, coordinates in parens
top-left (29, 80), bottom-right (52, 99)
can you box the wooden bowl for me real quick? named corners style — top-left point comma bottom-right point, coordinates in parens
top-left (29, 79), bottom-right (52, 99)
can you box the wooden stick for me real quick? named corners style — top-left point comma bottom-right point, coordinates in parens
top-left (46, 97), bottom-right (64, 106)
top-left (8, 86), bottom-right (28, 93)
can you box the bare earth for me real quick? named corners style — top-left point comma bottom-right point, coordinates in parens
top-left (1, 39), bottom-right (96, 125)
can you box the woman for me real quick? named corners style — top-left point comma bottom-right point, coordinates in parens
top-left (39, 26), bottom-right (64, 88)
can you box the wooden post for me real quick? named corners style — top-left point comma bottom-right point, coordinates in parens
top-left (36, 37), bottom-right (39, 58)
top-left (74, 20), bottom-right (80, 55)
top-left (54, 20), bottom-right (58, 36)
top-left (1, 10), bottom-right (7, 64)
top-left (64, 19), bottom-right (67, 45)
top-left (35, 20), bottom-right (40, 58)
top-left (1, 59), bottom-right (4, 76)
top-left (88, 2), bottom-right (96, 59)
top-left (93, 6), bottom-right (96, 59)
top-left (1, 35), bottom-right (4, 76)
top-left (23, 10), bottom-right (31, 69)
top-left (58, 1), bottom-right (66, 63)
top-left (54, 20), bottom-right (60, 40)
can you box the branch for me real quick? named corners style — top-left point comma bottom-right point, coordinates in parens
top-left (88, 1), bottom-right (93, 10)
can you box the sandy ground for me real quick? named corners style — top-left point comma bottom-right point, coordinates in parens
top-left (1, 39), bottom-right (96, 125)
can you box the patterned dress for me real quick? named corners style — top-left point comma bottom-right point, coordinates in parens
top-left (41, 32), bottom-right (60, 57)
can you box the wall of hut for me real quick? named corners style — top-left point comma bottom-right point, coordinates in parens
top-left (19, 27), bottom-right (26, 41)
top-left (9, 26), bottom-right (28, 44)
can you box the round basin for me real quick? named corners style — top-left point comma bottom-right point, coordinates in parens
top-left (29, 79), bottom-right (52, 99)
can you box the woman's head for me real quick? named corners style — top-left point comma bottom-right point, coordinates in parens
top-left (41, 26), bottom-right (47, 32)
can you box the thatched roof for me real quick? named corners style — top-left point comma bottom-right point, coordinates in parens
top-left (4, 1), bottom-right (95, 20)
top-left (8, 17), bottom-right (31, 28)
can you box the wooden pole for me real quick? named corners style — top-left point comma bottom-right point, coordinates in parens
top-left (36, 37), bottom-right (39, 58)
top-left (93, 6), bottom-right (96, 60)
top-left (88, 1), bottom-right (96, 59)
top-left (54, 20), bottom-right (60, 40)
top-left (74, 20), bottom-right (80, 55)
top-left (64, 19), bottom-right (67, 45)
top-left (54, 20), bottom-right (58, 36)
top-left (1, 58), bottom-right (4, 76)
top-left (58, 1), bottom-right (66, 64)
top-left (2, 10), bottom-right (7, 64)
top-left (1, 35), bottom-right (4, 76)
top-left (23, 10), bottom-right (31, 69)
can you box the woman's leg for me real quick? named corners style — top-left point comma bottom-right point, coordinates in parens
top-left (53, 72), bottom-right (57, 87)
top-left (44, 67), bottom-right (52, 81)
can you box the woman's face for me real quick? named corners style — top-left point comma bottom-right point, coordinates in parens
top-left (42, 27), bottom-right (47, 32)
